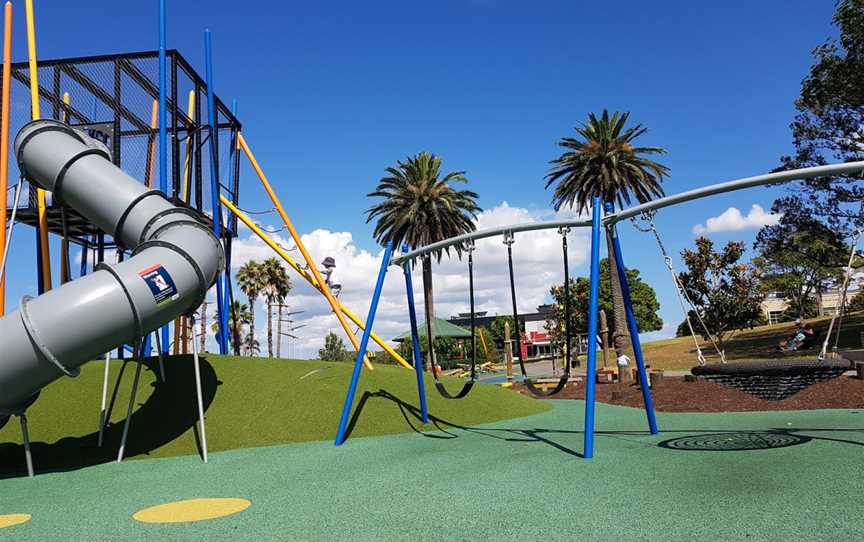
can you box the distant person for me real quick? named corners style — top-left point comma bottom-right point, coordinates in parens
top-left (319, 257), bottom-right (342, 298)
top-left (779, 319), bottom-right (816, 352)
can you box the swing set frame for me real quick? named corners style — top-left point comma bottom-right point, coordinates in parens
top-left (335, 160), bottom-right (864, 458)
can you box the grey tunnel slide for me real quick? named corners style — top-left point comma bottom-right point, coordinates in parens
top-left (0, 119), bottom-right (224, 426)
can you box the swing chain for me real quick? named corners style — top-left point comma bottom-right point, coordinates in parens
top-left (503, 231), bottom-right (515, 246)
top-left (632, 210), bottom-right (726, 365)
top-left (820, 227), bottom-right (862, 361)
top-left (465, 239), bottom-right (475, 254)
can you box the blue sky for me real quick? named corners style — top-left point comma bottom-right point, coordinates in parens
top-left (1, 1), bottom-right (841, 355)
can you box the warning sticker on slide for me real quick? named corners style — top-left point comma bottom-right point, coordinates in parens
top-left (139, 264), bottom-right (179, 305)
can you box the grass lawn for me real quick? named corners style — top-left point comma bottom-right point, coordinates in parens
top-left (0, 355), bottom-right (549, 477)
top-left (585, 312), bottom-right (864, 371)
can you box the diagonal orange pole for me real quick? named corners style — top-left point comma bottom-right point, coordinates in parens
top-left (238, 133), bottom-right (374, 369)
top-left (221, 195), bottom-right (412, 369)
top-left (0, 1), bottom-right (11, 314)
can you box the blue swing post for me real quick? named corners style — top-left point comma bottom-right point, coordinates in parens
top-left (400, 245), bottom-right (429, 424)
top-left (583, 196), bottom-right (603, 459)
top-left (604, 203), bottom-right (658, 434)
top-left (157, 0), bottom-right (171, 355)
top-left (334, 241), bottom-right (394, 446)
top-left (204, 29), bottom-right (228, 355)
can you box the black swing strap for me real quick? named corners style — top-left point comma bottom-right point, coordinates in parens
top-left (505, 231), bottom-right (570, 397)
top-left (431, 242), bottom-right (476, 399)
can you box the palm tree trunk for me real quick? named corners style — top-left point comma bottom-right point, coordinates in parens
top-left (200, 301), bottom-right (208, 353)
top-left (267, 299), bottom-right (274, 358)
top-left (422, 255), bottom-right (435, 371)
top-left (605, 229), bottom-right (632, 382)
top-left (248, 296), bottom-right (256, 357)
top-left (277, 304), bottom-right (283, 358)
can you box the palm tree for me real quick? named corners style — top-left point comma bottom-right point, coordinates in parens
top-left (261, 257), bottom-right (291, 358)
top-left (237, 261), bottom-right (266, 356)
top-left (243, 332), bottom-right (261, 357)
top-left (212, 300), bottom-right (253, 349)
top-left (546, 110), bottom-right (669, 378)
top-left (366, 152), bottom-right (481, 369)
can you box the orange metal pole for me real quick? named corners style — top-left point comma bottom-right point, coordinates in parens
top-left (238, 133), bottom-right (373, 369)
top-left (0, 1), bottom-right (11, 314)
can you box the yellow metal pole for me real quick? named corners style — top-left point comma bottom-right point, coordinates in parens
top-left (25, 0), bottom-right (51, 293)
top-left (221, 195), bottom-right (412, 369)
top-left (181, 90), bottom-right (195, 202)
top-left (237, 133), bottom-right (376, 369)
top-left (144, 99), bottom-right (158, 188)
top-left (0, 1), bottom-right (11, 315)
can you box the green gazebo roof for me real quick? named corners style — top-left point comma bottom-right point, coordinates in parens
top-left (394, 317), bottom-right (472, 341)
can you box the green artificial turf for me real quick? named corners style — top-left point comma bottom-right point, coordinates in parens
top-left (0, 355), bottom-right (549, 476)
top-left (1, 401), bottom-right (862, 541)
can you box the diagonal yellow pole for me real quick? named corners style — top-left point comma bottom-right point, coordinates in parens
top-left (237, 133), bottom-right (375, 369)
top-left (181, 90), bottom-right (195, 202)
top-left (221, 195), bottom-right (412, 369)
top-left (25, 0), bottom-right (51, 293)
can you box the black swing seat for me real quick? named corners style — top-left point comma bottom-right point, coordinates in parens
top-left (434, 380), bottom-right (476, 400)
top-left (691, 358), bottom-right (853, 401)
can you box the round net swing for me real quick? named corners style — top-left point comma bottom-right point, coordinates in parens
top-left (633, 211), bottom-right (858, 401)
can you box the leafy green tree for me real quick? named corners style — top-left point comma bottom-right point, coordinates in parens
top-left (754, 196), bottom-right (849, 320)
top-left (677, 237), bottom-right (765, 353)
top-left (546, 259), bottom-right (662, 349)
top-left (546, 110), bottom-right (669, 370)
top-left (366, 152), bottom-right (481, 369)
top-left (778, 0), bottom-right (864, 232)
top-left (396, 335), bottom-right (462, 369)
top-left (489, 316), bottom-right (524, 344)
top-left (237, 261), bottom-right (266, 356)
top-left (318, 332), bottom-right (352, 362)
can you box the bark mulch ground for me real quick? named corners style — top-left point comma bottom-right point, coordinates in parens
top-left (513, 375), bottom-right (864, 412)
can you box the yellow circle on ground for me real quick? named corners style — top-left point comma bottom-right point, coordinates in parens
top-left (133, 498), bottom-right (251, 524)
top-left (0, 514), bottom-right (31, 529)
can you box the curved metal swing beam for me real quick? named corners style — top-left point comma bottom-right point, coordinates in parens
top-left (391, 161), bottom-right (864, 267)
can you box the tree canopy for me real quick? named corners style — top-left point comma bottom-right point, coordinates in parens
top-left (778, 0), bottom-right (864, 230)
top-left (545, 259), bottom-right (662, 347)
top-left (753, 196), bottom-right (849, 320)
top-left (677, 238), bottom-right (764, 352)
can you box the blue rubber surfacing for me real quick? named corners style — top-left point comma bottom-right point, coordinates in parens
top-left (1, 401), bottom-right (862, 541)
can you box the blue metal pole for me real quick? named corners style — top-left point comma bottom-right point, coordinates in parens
top-left (204, 29), bottom-right (228, 355)
top-left (158, 0), bottom-right (170, 355)
top-left (334, 241), bottom-right (394, 445)
top-left (604, 203), bottom-right (659, 434)
top-left (583, 196), bottom-right (603, 459)
top-left (401, 245), bottom-right (429, 423)
top-left (218, 98), bottom-right (238, 354)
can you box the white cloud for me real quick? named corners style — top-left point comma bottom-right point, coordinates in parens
top-left (222, 201), bottom-right (591, 359)
top-left (692, 204), bottom-right (780, 235)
